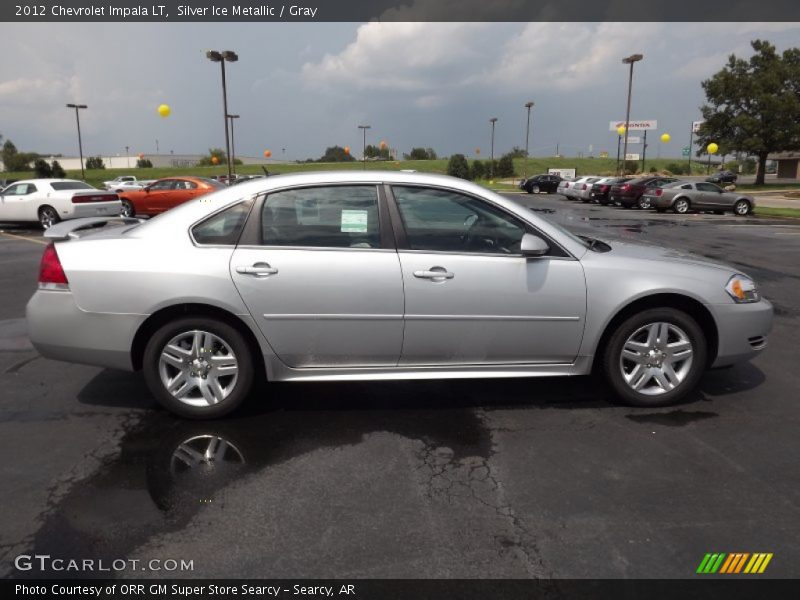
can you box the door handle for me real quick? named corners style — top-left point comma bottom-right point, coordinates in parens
top-left (236, 263), bottom-right (278, 276)
top-left (413, 268), bottom-right (454, 280)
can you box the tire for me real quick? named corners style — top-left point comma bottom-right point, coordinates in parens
top-left (38, 205), bottom-right (61, 229)
top-left (602, 308), bottom-right (707, 407)
top-left (637, 196), bottom-right (650, 210)
top-left (599, 198), bottom-right (609, 206)
top-left (143, 317), bottom-right (255, 419)
top-left (531, 185), bottom-right (539, 194)
top-left (734, 199), bottom-right (751, 216)
top-left (120, 199), bottom-right (136, 218)
top-left (673, 198), bottom-right (690, 214)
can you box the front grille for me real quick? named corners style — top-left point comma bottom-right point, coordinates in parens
top-left (748, 336), bottom-right (767, 350)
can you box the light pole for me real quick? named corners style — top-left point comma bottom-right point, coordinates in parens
top-left (621, 53), bottom-right (643, 175)
top-left (206, 50), bottom-right (239, 182)
top-left (227, 114), bottom-right (240, 173)
top-left (489, 117), bottom-right (498, 179)
top-left (125, 145), bottom-right (130, 168)
top-left (66, 103), bottom-right (87, 180)
top-left (358, 124), bottom-right (371, 169)
top-left (524, 101), bottom-right (534, 179)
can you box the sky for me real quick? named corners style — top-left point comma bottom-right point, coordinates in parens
top-left (1, 21), bottom-right (799, 161)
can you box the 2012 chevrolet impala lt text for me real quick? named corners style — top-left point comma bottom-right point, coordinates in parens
top-left (26, 171), bottom-right (773, 418)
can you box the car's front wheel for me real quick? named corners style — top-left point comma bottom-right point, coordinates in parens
top-left (673, 198), bottom-right (690, 214)
top-left (602, 308), bottom-right (707, 407)
top-left (143, 317), bottom-right (255, 419)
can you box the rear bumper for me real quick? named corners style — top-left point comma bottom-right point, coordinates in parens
top-left (69, 201), bottom-right (122, 219)
top-left (708, 299), bottom-right (773, 367)
top-left (26, 289), bottom-right (144, 371)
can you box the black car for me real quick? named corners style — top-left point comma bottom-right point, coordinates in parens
top-left (519, 174), bottom-right (562, 194)
top-left (707, 170), bottom-right (738, 184)
top-left (589, 177), bottom-right (633, 205)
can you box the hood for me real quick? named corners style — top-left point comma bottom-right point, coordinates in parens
top-left (602, 238), bottom-right (740, 274)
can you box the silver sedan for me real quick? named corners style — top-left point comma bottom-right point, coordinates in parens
top-left (26, 171), bottom-right (773, 418)
top-left (645, 181), bottom-right (756, 215)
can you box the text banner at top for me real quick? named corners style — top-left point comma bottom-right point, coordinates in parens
top-left (4, 0), bottom-right (800, 22)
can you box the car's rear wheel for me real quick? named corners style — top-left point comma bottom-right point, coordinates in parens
top-left (602, 308), bottom-right (707, 407)
top-left (38, 205), bottom-right (60, 229)
top-left (143, 317), bottom-right (255, 419)
top-left (638, 196), bottom-right (650, 210)
top-left (120, 199), bottom-right (136, 218)
top-left (673, 198), bottom-right (690, 214)
top-left (734, 199), bottom-right (751, 216)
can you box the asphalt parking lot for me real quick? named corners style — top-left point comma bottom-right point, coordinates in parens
top-left (1, 196), bottom-right (799, 579)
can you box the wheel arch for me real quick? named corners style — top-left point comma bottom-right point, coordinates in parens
top-left (591, 293), bottom-right (718, 372)
top-left (131, 303), bottom-right (266, 381)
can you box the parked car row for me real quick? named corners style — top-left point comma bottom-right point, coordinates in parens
top-left (556, 175), bottom-right (754, 216)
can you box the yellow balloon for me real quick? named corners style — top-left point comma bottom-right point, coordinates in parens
top-left (660, 133), bottom-right (671, 143)
top-left (707, 143), bottom-right (719, 154)
top-left (617, 126), bottom-right (626, 136)
top-left (157, 104), bottom-right (171, 118)
top-left (211, 156), bottom-right (219, 165)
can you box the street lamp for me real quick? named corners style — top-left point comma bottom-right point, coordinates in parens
top-left (358, 124), bottom-right (371, 169)
top-left (125, 145), bottom-right (130, 168)
top-left (620, 53), bottom-right (643, 175)
top-left (523, 102), bottom-right (534, 179)
top-left (66, 103), bottom-right (88, 180)
top-left (227, 114), bottom-right (240, 173)
top-left (489, 117), bottom-right (498, 179)
top-left (206, 49), bottom-right (239, 182)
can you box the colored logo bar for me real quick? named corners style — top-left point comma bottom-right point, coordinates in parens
top-left (697, 553), bottom-right (773, 574)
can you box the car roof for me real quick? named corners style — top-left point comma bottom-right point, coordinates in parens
top-left (8, 178), bottom-right (82, 185)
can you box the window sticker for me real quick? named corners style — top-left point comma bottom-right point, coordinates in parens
top-left (341, 209), bottom-right (368, 233)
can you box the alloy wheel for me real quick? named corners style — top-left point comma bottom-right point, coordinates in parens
top-left (39, 207), bottom-right (58, 229)
top-left (734, 200), bottom-right (750, 216)
top-left (158, 330), bottom-right (239, 407)
top-left (674, 199), bottom-right (689, 214)
top-left (619, 322), bottom-right (694, 396)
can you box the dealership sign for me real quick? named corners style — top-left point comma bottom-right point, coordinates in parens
top-left (625, 136), bottom-right (642, 144)
top-left (692, 121), bottom-right (705, 133)
top-left (625, 153), bottom-right (640, 161)
top-left (610, 120), bottom-right (657, 131)
top-left (548, 168), bottom-right (576, 179)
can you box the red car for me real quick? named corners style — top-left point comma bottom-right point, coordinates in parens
top-left (609, 176), bottom-right (678, 209)
top-left (118, 176), bottom-right (224, 217)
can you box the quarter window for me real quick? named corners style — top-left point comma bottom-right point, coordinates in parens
top-left (261, 185), bottom-right (381, 248)
top-left (192, 200), bottom-right (253, 245)
top-left (392, 186), bottom-right (526, 254)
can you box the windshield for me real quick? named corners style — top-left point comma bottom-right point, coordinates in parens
top-left (50, 182), bottom-right (95, 191)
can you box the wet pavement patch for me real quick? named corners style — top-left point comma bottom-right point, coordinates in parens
top-left (625, 409), bottom-right (719, 427)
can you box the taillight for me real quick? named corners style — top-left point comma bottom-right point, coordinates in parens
top-left (655, 189), bottom-right (663, 196)
top-left (621, 184), bottom-right (631, 192)
top-left (38, 244), bottom-right (69, 290)
top-left (72, 193), bottom-right (118, 204)
top-left (581, 184), bottom-right (587, 190)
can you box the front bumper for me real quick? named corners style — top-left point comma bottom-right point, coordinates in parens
top-left (26, 289), bottom-right (145, 371)
top-left (708, 299), bottom-right (773, 367)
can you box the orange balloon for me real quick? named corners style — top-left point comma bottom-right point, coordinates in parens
top-left (379, 140), bottom-right (387, 149)
top-left (211, 156), bottom-right (219, 165)
top-left (344, 146), bottom-right (350, 154)
top-left (263, 150), bottom-right (272, 158)
top-left (475, 148), bottom-right (481, 155)
top-left (137, 152), bottom-right (144, 159)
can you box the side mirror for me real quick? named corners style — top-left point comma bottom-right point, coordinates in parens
top-left (520, 233), bottom-right (549, 257)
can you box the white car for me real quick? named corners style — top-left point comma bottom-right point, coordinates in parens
top-left (103, 175), bottom-right (137, 190)
top-left (0, 179), bottom-right (121, 228)
top-left (108, 180), bottom-right (154, 193)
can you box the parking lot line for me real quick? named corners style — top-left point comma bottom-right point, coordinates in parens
top-left (0, 231), bottom-right (48, 246)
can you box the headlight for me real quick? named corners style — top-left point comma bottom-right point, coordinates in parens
top-left (725, 274), bottom-right (759, 303)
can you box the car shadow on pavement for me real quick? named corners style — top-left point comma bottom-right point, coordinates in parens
top-left (75, 362), bottom-right (767, 417)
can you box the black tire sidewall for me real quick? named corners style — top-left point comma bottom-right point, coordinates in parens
top-left (143, 317), bottom-right (255, 419)
top-left (602, 308), bottom-right (707, 407)
top-left (735, 200), bottom-right (750, 216)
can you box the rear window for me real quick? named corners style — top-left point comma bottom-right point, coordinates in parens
top-left (197, 178), bottom-right (226, 189)
top-left (192, 200), bottom-right (253, 245)
top-left (50, 182), bottom-right (95, 191)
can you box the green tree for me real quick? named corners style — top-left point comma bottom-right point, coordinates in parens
top-left (33, 159), bottom-right (53, 178)
top-left (470, 160), bottom-right (486, 180)
top-left (506, 146), bottom-right (528, 159)
top-left (697, 39), bottom-right (800, 185)
top-left (85, 156), bottom-right (105, 169)
top-left (497, 154), bottom-right (515, 178)
top-left (136, 158), bottom-right (153, 168)
top-left (318, 146), bottom-right (356, 162)
top-left (404, 147), bottom-right (437, 160)
top-left (447, 154), bottom-right (471, 180)
top-left (197, 148), bottom-right (228, 167)
top-left (51, 160), bottom-right (66, 178)
top-left (2, 139), bottom-right (34, 171)
top-left (364, 144), bottom-right (390, 160)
